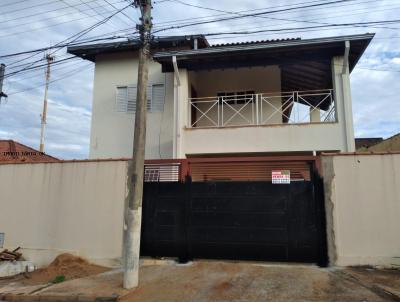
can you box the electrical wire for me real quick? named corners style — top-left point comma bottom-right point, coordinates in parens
top-left (7, 63), bottom-right (93, 96)
top-left (3, 3), bottom-right (133, 79)
top-left (166, 0), bottom-right (399, 31)
top-left (0, 0), bottom-right (126, 25)
top-left (196, 20), bottom-right (400, 37)
top-left (4, 57), bottom-right (79, 79)
top-left (102, 0), bottom-right (137, 24)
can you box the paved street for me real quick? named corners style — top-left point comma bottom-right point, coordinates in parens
top-left (121, 261), bottom-right (400, 302)
top-left (1, 260), bottom-right (400, 301)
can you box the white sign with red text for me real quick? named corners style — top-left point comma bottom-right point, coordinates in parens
top-left (272, 170), bottom-right (290, 184)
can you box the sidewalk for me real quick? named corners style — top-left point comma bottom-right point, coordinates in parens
top-left (1, 260), bottom-right (400, 302)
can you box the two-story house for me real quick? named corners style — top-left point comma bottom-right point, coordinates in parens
top-left (68, 33), bottom-right (374, 160)
top-left (67, 34), bottom-right (375, 265)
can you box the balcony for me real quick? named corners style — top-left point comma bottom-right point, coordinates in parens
top-left (189, 89), bottom-right (336, 129)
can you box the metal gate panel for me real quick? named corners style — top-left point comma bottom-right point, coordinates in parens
top-left (141, 160), bottom-right (327, 265)
top-left (189, 161), bottom-right (311, 182)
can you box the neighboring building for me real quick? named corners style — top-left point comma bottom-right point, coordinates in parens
top-left (0, 140), bottom-right (59, 163)
top-left (355, 137), bottom-right (383, 150)
top-left (68, 33), bottom-right (374, 159)
top-left (358, 133), bottom-right (400, 152)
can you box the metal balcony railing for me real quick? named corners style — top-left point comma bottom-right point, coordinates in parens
top-left (188, 89), bottom-right (336, 128)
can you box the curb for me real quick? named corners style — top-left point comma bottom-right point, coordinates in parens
top-left (0, 293), bottom-right (119, 302)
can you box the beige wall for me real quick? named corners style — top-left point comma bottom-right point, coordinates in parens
top-left (2, 155), bottom-right (398, 269)
top-left (177, 58), bottom-right (354, 156)
top-left (0, 161), bottom-right (127, 267)
top-left (90, 52), bottom-right (174, 159)
top-left (88, 53), bottom-right (354, 159)
top-left (182, 122), bottom-right (345, 156)
top-left (188, 66), bottom-right (282, 127)
top-left (322, 154), bottom-right (400, 267)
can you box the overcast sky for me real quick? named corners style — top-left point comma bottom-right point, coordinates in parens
top-left (0, 0), bottom-right (399, 159)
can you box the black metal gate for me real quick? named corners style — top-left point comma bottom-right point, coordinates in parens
top-left (140, 171), bottom-right (327, 265)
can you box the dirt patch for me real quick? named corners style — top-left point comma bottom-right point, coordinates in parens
top-left (24, 253), bottom-right (109, 285)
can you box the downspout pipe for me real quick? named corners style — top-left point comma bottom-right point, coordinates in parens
top-left (172, 56), bottom-right (181, 158)
top-left (341, 41), bottom-right (354, 151)
top-left (342, 41), bottom-right (350, 75)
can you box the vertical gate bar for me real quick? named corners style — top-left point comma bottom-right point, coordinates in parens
top-left (188, 175), bottom-right (193, 260)
top-left (183, 174), bottom-right (192, 262)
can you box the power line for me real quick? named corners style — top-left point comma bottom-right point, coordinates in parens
top-left (195, 20), bottom-right (400, 37)
top-left (3, 0), bottom-right (69, 14)
top-left (4, 3), bottom-right (133, 79)
top-left (167, 0), bottom-right (399, 31)
top-left (102, 0), bottom-right (137, 24)
top-left (0, 0), bottom-right (126, 25)
top-left (4, 57), bottom-right (79, 79)
top-left (151, 0), bottom-right (400, 34)
top-left (6, 60), bottom-right (89, 83)
top-left (59, 0), bottom-right (106, 25)
top-left (77, 0), bottom-right (121, 30)
top-left (7, 63), bottom-right (93, 96)
top-left (0, 36), bottom-right (131, 59)
top-left (356, 66), bottom-right (400, 73)
top-left (0, 0), bottom-right (27, 8)
top-left (152, 0), bottom-right (332, 28)
top-left (28, 0), bottom-right (384, 48)
top-left (152, 0), bottom-right (366, 33)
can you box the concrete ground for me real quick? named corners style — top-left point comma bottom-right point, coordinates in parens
top-left (121, 261), bottom-right (400, 302)
top-left (1, 260), bottom-right (400, 301)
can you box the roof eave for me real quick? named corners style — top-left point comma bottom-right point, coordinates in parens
top-left (153, 33), bottom-right (375, 72)
top-left (67, 35), bottom-right (210, 62)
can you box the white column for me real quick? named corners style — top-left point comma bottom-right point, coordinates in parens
top-left (176, 69), bottom-right (189, 158)
top-left (331, 56), bottom-right (355, 152)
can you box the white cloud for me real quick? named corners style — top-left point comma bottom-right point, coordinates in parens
top-left (392, 57), bottom-right (400, 65)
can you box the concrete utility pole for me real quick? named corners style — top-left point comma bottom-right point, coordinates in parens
top-left (123, 0), bottom-right (152, 289)
top-left (0, 64), bottom-right (7, 102)
top-left (39, 54), bottom-right (54, 153)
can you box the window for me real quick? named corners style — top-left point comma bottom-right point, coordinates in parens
top-left (116, 84), bottom-right (165, 113)
top-left (217, 90), bottom-right (255, 105)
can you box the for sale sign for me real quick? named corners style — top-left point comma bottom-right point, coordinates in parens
top-left (272, 170), bottom-right (290, 184)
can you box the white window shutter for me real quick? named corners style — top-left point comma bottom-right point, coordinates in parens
top-left (127, 86), bottom-right (137, 112)
top-left (116, 86), bottom-right (128, 112)
top-left (116, 86), bottom-right (137, 113)
top-left (147, 85), bottom-right (152, 111)
top-left (151, 84), bottom-right (165, 112)
top-left (116, 84), bottom-right (164, 113)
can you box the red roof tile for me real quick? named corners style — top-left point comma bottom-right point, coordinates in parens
top-left (0, 140), bottom-right (59, 163)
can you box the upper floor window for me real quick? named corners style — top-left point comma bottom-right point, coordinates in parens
top-left (217, 90), bottom-right (255, 105)
top-left (116, 84), bottom-right (165, 113)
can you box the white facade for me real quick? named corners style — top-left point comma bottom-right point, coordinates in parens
top-left (90, 52), bottom-right (174, 159)
top-left (89, 51), bottom-right (355, 159)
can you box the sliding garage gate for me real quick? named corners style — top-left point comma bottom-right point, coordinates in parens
top-left (141, 157), bottom-right (327, 265)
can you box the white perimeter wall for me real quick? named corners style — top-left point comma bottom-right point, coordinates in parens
top-left (0, 155), bottom-right (399, 268)
top-left (90, 52), bottom-right (174, 159)
top-left (0, 161), bottom-right (127, 268)
top-left (322, 154), bottom-right (400, 267)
